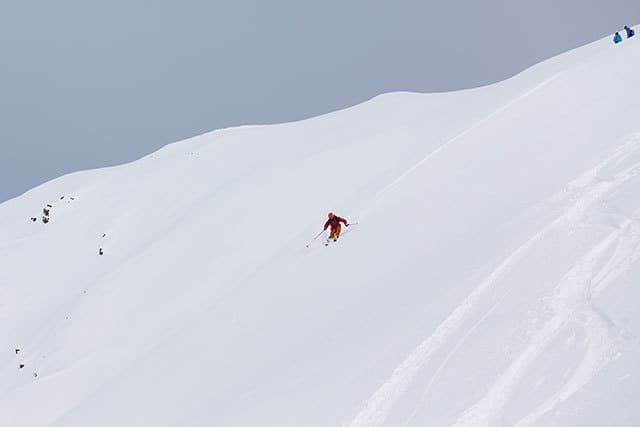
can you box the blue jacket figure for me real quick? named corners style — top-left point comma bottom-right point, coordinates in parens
top-left (624, 26), bottom-right (635, 38)
top-left (613, 32), bottom-right (623, 44)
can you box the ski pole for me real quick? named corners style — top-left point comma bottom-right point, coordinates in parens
top-left (306, 229), bottom-right (325, 248)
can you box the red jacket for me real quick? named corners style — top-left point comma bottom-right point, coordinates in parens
top-left (324, 215), bottom-right (347, 230)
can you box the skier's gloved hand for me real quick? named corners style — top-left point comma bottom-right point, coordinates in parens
top-left (345, 223), bottom-right (350, 227)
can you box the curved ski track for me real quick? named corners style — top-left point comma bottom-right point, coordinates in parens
top-left (350, 136), bottom-right (640, 427)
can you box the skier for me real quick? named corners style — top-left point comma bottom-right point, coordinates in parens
top-left (624, 25), bottom-right (635, 38)
top-left (323, 212), bottom-right (349, 244)
top-left (613, 32), bottom-right (623, 44)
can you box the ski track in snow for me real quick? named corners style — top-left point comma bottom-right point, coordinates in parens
top-left (513, 220), bottom-right (640, 427)
top-left (359, 74), bottom-right (561, 220)
top-left (401, 278), bottom-right (519, 427)
top-left (350, 137), bottom-right (640, 427)
top-left (455, 221), bottom-right (638, 427)
top-left (455, 144), bottom-right (640, 427)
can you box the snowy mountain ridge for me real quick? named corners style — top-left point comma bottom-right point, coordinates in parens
top-left (1, 33), bottom-right (640, 426)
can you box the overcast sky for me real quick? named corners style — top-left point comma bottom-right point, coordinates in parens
top-left (1, 1), bottom-right (639, 202)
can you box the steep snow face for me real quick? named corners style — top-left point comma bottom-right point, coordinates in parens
top-left (2, 34), bottom-right (640, 427)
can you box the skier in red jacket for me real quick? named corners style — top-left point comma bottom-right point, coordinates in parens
top-left (324, 212), bottom-right (348, 243)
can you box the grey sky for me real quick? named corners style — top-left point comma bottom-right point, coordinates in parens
top-left (1, 1), bottom-right (639, 202)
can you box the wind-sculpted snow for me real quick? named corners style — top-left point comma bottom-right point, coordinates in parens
top-left (1, 34), bottom-right (640, 427)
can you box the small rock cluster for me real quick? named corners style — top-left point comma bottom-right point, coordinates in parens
top-left (99, 233), bottom-right (107, 256)
top-left (14, 348), bottom-right (37, 378)
top-left (30, 195), bottom-right (76, 224)
top-left (42, 205), bottom-right (51, 224)
top-left (28, 196), bottom-right (109, 258)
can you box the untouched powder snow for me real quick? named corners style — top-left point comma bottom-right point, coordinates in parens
top-left (2, 34), bottom-right (640, 426)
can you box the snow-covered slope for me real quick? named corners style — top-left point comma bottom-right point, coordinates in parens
top-left (2, 34), bottom-right (640, 427)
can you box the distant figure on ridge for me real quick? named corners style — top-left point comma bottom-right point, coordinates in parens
top-left (624, 25), bottom-right (635, 38)
top-left (324, 212), bottom-right (349, 245)
top-left (613, 32), bottom-right (623, 44)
